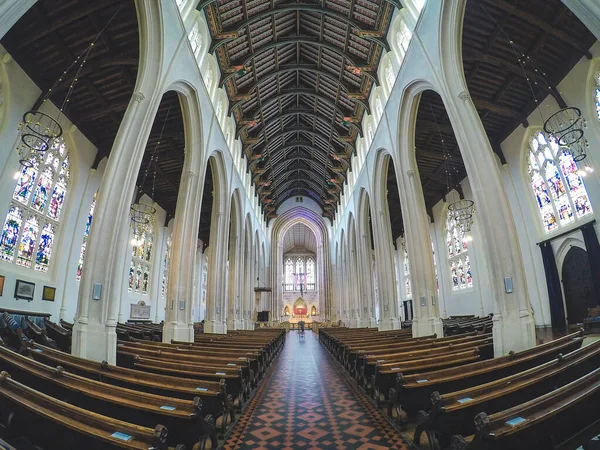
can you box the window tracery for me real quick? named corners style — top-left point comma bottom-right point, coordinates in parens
top-left (162, 233), bottom-right (172, 297)
top-left (0, 138), bottom-right (69, 272)
top-left (527, 131), bottom-right (592, 233)
top-left (284, 255), bottom-right (316, 291)
top-left (76, 191), bottom-right (97, 281)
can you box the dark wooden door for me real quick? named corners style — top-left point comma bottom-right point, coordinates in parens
top-left (562, 246), bottom-right (595, 325)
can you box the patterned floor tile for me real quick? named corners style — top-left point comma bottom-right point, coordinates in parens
top-left (223, 331), bottom-right (414, 449)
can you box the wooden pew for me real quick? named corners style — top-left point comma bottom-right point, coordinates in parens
top-left (414, 339), bottom-right (600, 448)
top-left (450, 367), bottom-right (600, 450)
top-left (0, 345), bottom-right (217, 449)
top-left (25, 343), bottom-right (234, 419)
top-left (388, 330), bottom-right (585, 422)
top-left (0, 371), bottom-right (187, 450)
top-left (371, 348), bottom-right (487, 406)
top-left (43, 318), bottom-right (72, 352)
top-left (23, 317), bottom-right (57, 349)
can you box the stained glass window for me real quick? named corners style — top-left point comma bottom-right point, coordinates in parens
top-left (162, 234), bottom-right (172, 297)
top-left (284, 255), bottom-right (315, 291)
top-left (76, 191), bottom-right (97, 281)
top-left (595, 72), bottom-right (600, 121)
top-left (528, 131), bottom-right (592, 233)
top-left (129, 226), bottom-right (153, 294)
top-left (0, 206), bottom-right (22, 262)
top-left (446, 209), bottom-right (473, 290)
top-left (1, 138), bottom-right (69, 272)
top-left (401, 240), bottom-right (412, 299)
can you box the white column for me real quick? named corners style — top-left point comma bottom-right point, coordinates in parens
top-left (204, 206), bottom-right (228, 334)
top-left (226, 232), bottom-right (243, 330)
top-left (371, 208), bottom-right (402, 330)
top-left (442, 88), bottom-right (535, 355)
top-left (397, 167), bottom-right (443, 337)
top-left (72, 90), bottom-right (161, 363)
top-left (163, 169), bottom-right (202, 342)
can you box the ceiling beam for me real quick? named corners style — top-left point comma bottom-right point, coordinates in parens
top-left (212, 5), bottom-right (389, 52)
top-left (490, 0), bottom-right (593, 59)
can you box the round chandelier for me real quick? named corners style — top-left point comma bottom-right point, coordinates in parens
top-left (543, 106), bottom-right (588, 162)
top-left (448, 198), bottom-right (475, 233)
top-left (129, 203), bottom-right (156, 246)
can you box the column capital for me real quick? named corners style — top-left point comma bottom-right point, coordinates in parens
top-left (132, 92), bottom-right (145, 103)
top-left (458, 91), bottom-right (471, 102)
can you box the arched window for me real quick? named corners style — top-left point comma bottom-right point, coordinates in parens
top-left (284, 257), bottom-right (294, 291)
top-left (527, 131), bottom-right (592, 233)
top-left (162, 233), bottom-right (172, 297)
top-left (188, 21), bottom-right (202, 58)
top-left (445, 211), bottom-right (473, 290)
top-left (306, 257), bottom-right (315, 289)
top-left (0, 138), bottom-right (69, 272)
top-left (76, 190), bottom-right (97, 281)
top-left (216, 100), bottom-right (223, 124)
top-left (594, 72), bottom-right (600, 121)
top-left (128, 227), bottom-right (154, 294)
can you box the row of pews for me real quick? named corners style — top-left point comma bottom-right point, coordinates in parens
top-left (0, 314), bottom-right (284, 450)
top-left (442, 315), bottom-right (493, 336)
top-left (320, 326), bottom-right (600, 449)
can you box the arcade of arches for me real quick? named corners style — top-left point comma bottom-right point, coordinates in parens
top-left (0, 0), bottom-right (600, 448)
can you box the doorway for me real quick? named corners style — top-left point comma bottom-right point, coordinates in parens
top-left (561, 246), bottom-right (595, 325)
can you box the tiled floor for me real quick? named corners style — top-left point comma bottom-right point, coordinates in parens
top-left (224, 331), bottom-right (413, 450)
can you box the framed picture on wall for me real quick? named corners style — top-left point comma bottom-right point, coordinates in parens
top-left (42, 286), bottom-right (56, 302)
top-left (0, 275), bottom-right (4, 296)
top-left (14, 279), bottom-right (35, 301)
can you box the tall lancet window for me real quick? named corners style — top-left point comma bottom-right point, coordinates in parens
top-left (128, 228), bottom-right (154, 294)
top-left (76, 191), bottom-right (98, 281)
top-left (403, 243), bottom-right (412, 299)
top-left (162, 233), bottom-right (172, 297)
top-left (0, 138), bottom-right (70, 272)
top-left (527, 131), bottom-right (592, 233)
top-left (284, 257), bottom-right (294, 291)
top-left (595, 72), bottom-right (600, 120)
top-left (306, 257), bottom-right (315, 290)
top-left (446, 211), bottom-right (473, 290)
top-left (295, 257), bottom-right (305, 290)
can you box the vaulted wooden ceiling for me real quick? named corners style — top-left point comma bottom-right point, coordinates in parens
top-left (413, 0), bottom-right (597, 213)
top-left (202, 0), bottom-right (396, 221)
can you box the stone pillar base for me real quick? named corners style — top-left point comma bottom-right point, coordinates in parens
top-left (356, 318), bottom-right (370, 328)
top-left (348, 318), bottom-right (359, 328)
top-left (205, 320), bottom-right (227, 334)
top-left (368, 318), bottom-right (378, 328)
top-left (492, 310), bottom-right (535, 356)
top-left (226, 319), bottom-right (244, 330)
top-left (378, 317), bottom-right (401, 331)
top-left (162, 322), bottom-right (194, 343)
top-left (412, 316), bottom-right (443, 338)
top-left (72, 320), bottom-right (118, 364)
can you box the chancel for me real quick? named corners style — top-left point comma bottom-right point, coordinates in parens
top-left (0, 0), bottom-right (599, 449)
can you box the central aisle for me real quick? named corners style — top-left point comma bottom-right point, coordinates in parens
top-left (224, 330), bottom-right (412, 449)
